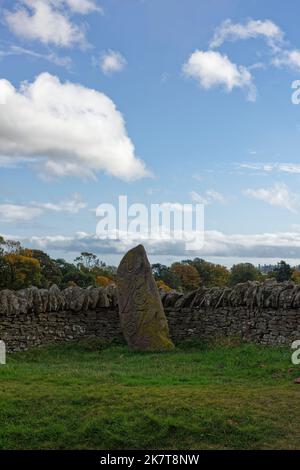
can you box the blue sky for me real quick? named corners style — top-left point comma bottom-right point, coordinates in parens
top-left (1, 0), bottom-right (300, 266)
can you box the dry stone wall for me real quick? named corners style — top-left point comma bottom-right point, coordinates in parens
top-left (1, 280), bottom-right (300, 352)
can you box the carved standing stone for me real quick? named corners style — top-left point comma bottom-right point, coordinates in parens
top-left (117, 244), bottom-right (175, 351)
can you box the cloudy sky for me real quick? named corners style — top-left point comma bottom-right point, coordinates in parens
top-left (1, 0), bottom-right (300, 266)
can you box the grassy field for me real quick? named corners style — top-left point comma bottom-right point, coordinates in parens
top-left (0, 338), bottom-right (299, 450)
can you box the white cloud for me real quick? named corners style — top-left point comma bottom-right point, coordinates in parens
top-left (160, 202), bottom-right (193, 213)
top-left (210, 18), bottom-right (284, 49)
top-left (239, 162), bottom-right (300, 175)
top-left (190, 191), bottom-right (207, 204)
top-left (0, 194), bottom-right (86, 224)
top-left (0, 44), bottom-right (72, 69)
top-left (238, 163), bottom-right (274, 172)
top-left (0, 72), bottom-right (148, 181)
top-left (11, 228), bottom-right (300, 259)
top-left (0, 194), bottom-right (87, 223)
top-left (100, 50), bottom-right (127, 75)
top-left (0, 204), bottom-right (43, 223)
top-left (62, 0), bottom-right (102, 14)
top-left (244, 183), bottom-right (300, 213)
top-left (34, 194), bottom-right (86, 213)
top-left (272, 49), bottom-right (300, 71)
top-left (210, 18), bottom-right (300, 75)
top-left (4, 0), bottom-right (90, 48)
top-left (206, 190), bottom-right (228, 205)
top-left (190, 189), bottom-right (228, 205)
top-left (183, 50), bottom-right (256, 101)
top-left (277, 163), bottom-right (300, 174)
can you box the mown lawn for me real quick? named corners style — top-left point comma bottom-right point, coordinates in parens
top-left (0, 338), bottom-right (299, 450)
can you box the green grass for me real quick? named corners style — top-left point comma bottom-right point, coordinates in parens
top-left (0, 338), bottom-right (299, 450)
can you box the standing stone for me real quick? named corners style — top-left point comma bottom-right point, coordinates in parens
top-left (117, 244), bottom-right (174, 351)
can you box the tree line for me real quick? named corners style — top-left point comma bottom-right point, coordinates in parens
top-left (0, 236), bottom-right (299, 292)
top-left (0, 236), bottom-right (116, 290)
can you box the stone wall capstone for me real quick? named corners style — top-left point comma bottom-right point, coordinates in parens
top-left (0, 280), bottom-right (300, 352)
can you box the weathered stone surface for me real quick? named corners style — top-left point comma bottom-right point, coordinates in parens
top-left (1, 279), bottom-right (300, 352)
top-left (48, 284), bottom-right (65, 312)
top-left (117, 244), bottom-right (174, 351)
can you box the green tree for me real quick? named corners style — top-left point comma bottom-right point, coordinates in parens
top-left (91, 264), bottom-right (117, 282)
top-left (152, 263), bottom-right (181, 290)
top-left (273, 261), bottom-right (293, 282)
top-left (30, 250), bottom-right (62, 288)
top-left (184, 258), bottom-right (230, 287)
top-left (229, 263), bottom-right (261, 285)
top-left (74, 252), bottom-right (100, 271)
top-left (56, 258), bottom-right (96, 288)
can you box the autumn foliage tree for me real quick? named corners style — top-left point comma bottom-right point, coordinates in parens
top-left (1, 236), bottom-right (300, 292)
top-left (156, 279), bottom-right (173, 292)
top-left (291, 270), bottom-right (300, 284)
top-left (183, 258), bottom-right (230, 287)
top-left (0, 252), bottom-right (41, 290)
top-left (170, 262), bottom-right (200, 291)
top-left (0, 240), bottom-right (41, 289)
top-left (95, 276), bottom-right (114, 288)
top-left (152, 263), bottom-right (181, 290)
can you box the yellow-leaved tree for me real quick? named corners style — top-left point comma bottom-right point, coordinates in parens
top-left (156, 279), bottom-right (173, 292)
top-left (170, 262), bottom-right (200, 291)
top-left (96, 275), bottom-right (114, 288)
top-left (1, 253), bottom-right (41, 290)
